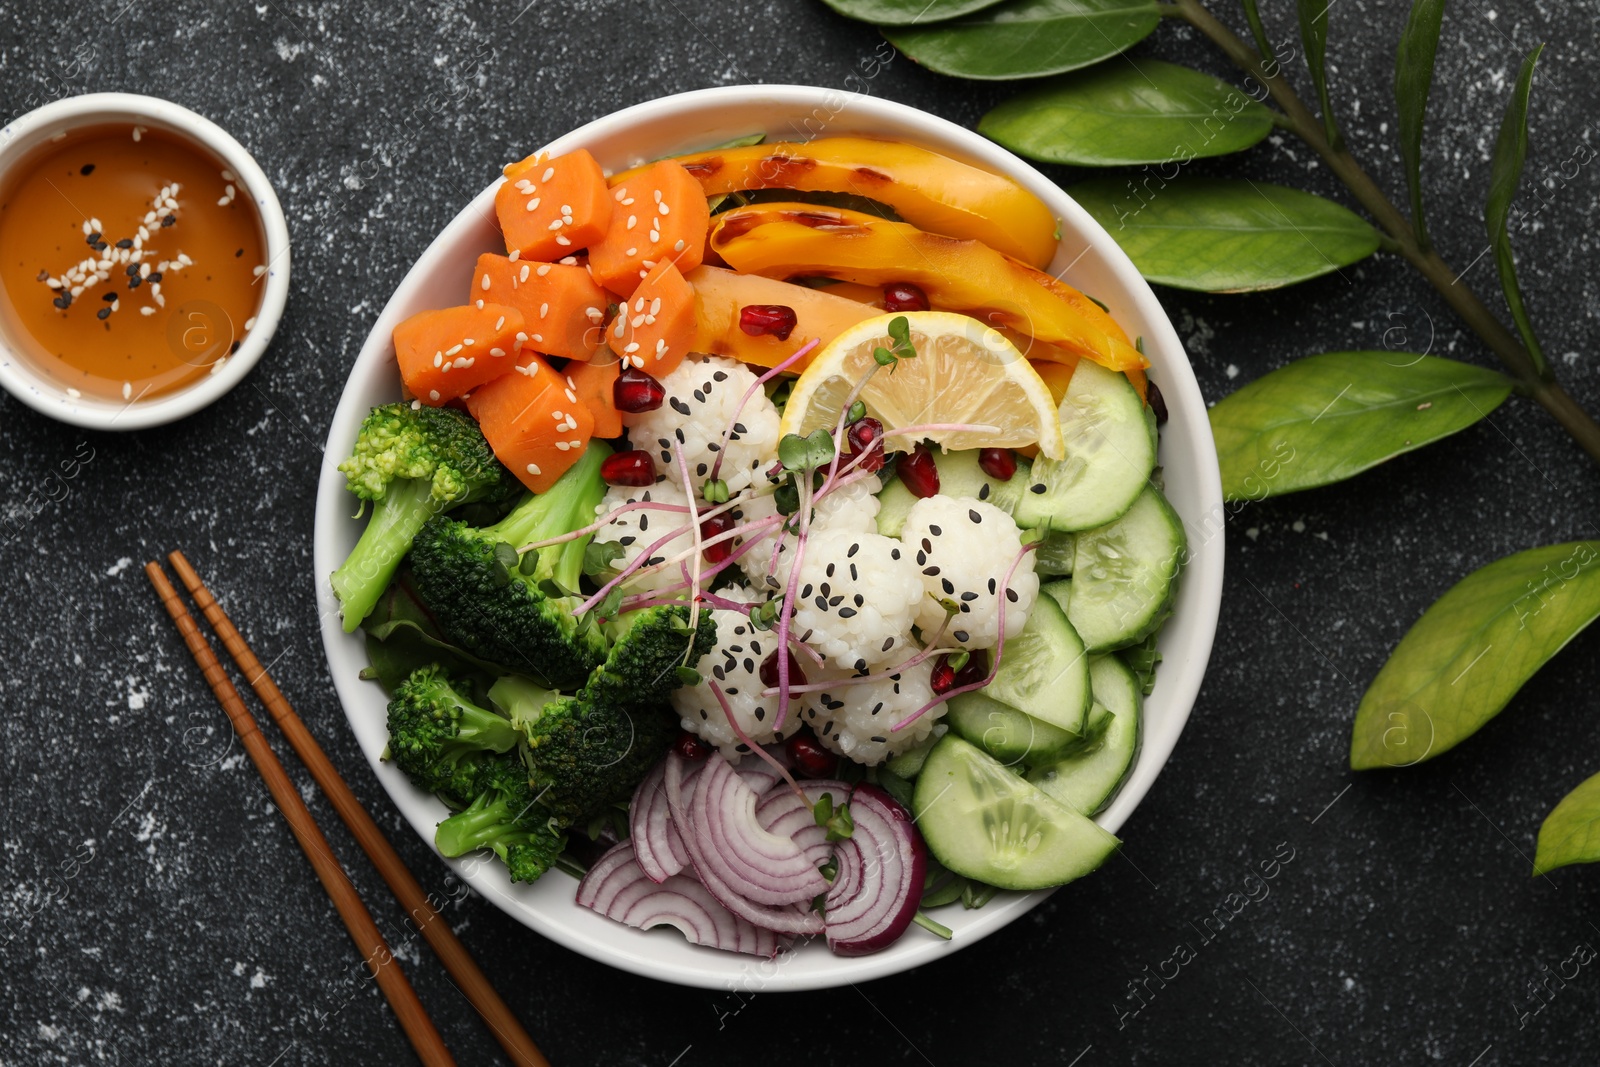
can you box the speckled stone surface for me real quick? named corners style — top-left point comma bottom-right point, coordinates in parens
top-left (3, 1), bottom-right (1599, 1064)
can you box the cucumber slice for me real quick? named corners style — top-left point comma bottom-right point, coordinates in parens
top-left (1028, 655), bottom-right (1142, 815)
top-left (914, 734), bottom-right (1121, 890)
top-left (884, 724), bottom-right (945, 778)
top-left (1046, 485), bottom-right (1185, 652)
top-left (1081, 700), bottom-right (1113, 741)
top-left (1034, 530), bottom-right (1075, 577)
top-left (1013, 359), bottom-right (1156, 533)
top-left (875, 450), bottom-right (1032, 538)
top-left (981, 592), bottom-right (1091, 735)
top-left (946, 690), bottom-right (1079, 766)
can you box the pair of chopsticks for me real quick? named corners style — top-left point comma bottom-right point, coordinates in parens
top-left (146, 551), bottom-right (548, 1067)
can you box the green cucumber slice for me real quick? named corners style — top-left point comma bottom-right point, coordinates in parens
top-left (1013, 359), bottom-right (1156, 533)
top-left (946, 690), bottom-right (1079, 766)
top-left (914, 734), bottom-right (1121, 890)
top-left (980, 592), bottom-right (1090, 736)
top-left (1028, 655), bottom-right (1142, 815)
top-left (1034, 530), bottom-right (1075, 577)
top-left (875, 449), bottom-right (1032, 538)
top-left (884, 725), bottom-right (944, 778)
top-left (1045, 485), bottom-right (1185, 652)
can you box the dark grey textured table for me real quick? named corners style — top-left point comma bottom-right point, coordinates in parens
top-left (3, 2), bottom-right (1599, 1064)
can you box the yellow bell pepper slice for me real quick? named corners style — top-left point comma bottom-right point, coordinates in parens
top-left (707, 203), bottom-right (1147, 374)
top-left (618, 136), bottom-right (1060, 269)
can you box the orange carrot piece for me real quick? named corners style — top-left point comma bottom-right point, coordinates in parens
top-left (588, 160), bottom-right (709, 296)
top-left (564, 354), bottom-right (623, 439)
top-left (393, 303), bottom-right (525, 405)
top-left (465, 354), bottom-right (594, 494)
top-left (495, 149), bottom-right (612, 262)
top-left (470, 253), bottom-right (611, 362)
top-left (605, 260), bottom-right (696, 378)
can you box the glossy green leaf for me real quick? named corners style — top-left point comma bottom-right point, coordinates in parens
top-left (1070, 177), bottom-right (1379, 291)
top-left (977, 60), bottom-right (1274, 166)
top-left (1240, 0), bottom-right (1272, 59)
top-left (1535, 771), bottom-right (1600, 875)
top-left (1209, 352), bottom-right (1511, 502)
top-left (821, 0), bottom-right (1007, 24)
top-left (1394, 0), bottom-right (1446, 250)
top-left (1297, 0), bottom-right (1340, 146)
top-left (1350, 541), bottom-right (1600, 770)
top-left (1487, 45), bottom-right (1547, 374)
top-left (883, 0), bottom-right (1162, 81)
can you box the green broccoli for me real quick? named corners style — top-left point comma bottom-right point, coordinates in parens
top-left (386, 665), bottom-right (520, 806)
top-left (408, 444), bottom-right (612, 686)
top-left (433, 753), bottom-right (566, 884)
top-left (332, 404), bottom-right (520, 632)
top-left (490, 604), bottom-right (715, 826)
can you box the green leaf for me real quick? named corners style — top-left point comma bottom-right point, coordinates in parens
top-left (978, 59), bottom-right (1275, 166)
top-left (675, 665), bottom-right (703, 686)
top-left (1487, 44), bottom-right (1547, 375)
top-left (1070, 177), bottom-right (1379, 291)
top-left (1239, 0), bottom-right (1272, 59)
top-left (883, 0), bottom-right (1162, 81)
top-left (1350, 541), bottom-right (1600, 770)
top-left (1208, 352), bottom-right (1512, 501)
top-left (1535, 771), bottom-right (1600, 875)
top-left (1394, 0), bottom-right (1446, 251)
top-left (821, 0), bottom-right (1007, 24)
top-left (1296, 0), bottom-right (1340, 147)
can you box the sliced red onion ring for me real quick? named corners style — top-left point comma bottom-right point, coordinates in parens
top-left (664, 753), bottom-right (824, 935)
top-left (630, 759), bottom-right (686, 883)
top-left (690, 754), bottom-right (829, 906)
top-left (756, 779), bottom-right (850, 871)
top-left (824, 783), bottom-right (927, 957)
top-left (576, 840), bottom-right (783, 957)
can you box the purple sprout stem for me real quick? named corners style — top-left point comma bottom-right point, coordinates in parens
top-left (709, 679), bottom-right (806, 805)
top-left (758, 614), bottom-right (956, 697)
top-left (516, 498), bottom-right (689, 554)
top-left (673, 442), bottom-right (706, 647)
top-left (571, 492), bottom-right (756, 616)
top-left (708, 339), bottom-right (820, 483)
top-left (772, 470), bottom-right (815, 733)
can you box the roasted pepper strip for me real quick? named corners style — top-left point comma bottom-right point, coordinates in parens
top-left (708, 203), bottom-right (1147, 374)
top-left (686, 265), bottom-right (877, 369)
top-left (618, 136), bottom-right (1060, 269)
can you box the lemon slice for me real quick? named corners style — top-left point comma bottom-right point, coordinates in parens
top-left (779, 311), bottom-right (1066, 460)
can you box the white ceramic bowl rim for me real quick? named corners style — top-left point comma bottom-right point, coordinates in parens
top-left (0, 92), bottom-right (291, 430)
top-left (314, 84), bottom-right (1224, 991)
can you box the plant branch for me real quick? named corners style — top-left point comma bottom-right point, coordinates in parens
top-left (1173, 0), bottom-right (1600, 466)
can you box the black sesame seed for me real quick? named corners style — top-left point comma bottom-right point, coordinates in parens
top-left (235, 248), bottom-right (244, 257)
top-left (941, 578), bottom-right (955, 594)
top-left (126, 264), bottom-right (139, 276)
top-left (921, 538), bottom-right (933, 552)
top-left (882, 637), bottom-right (895, 651)
top-left (128, 277), bottom-right (140, 289)
top-left (849, 563), bottom-right (858, 581)
top-left (161, 215), bottom-right (176, 227)
top-left (639, 515), bottom-right (649, 531)
top-left (743, 658), bottom-right (755, 674)
top-left (693, 388), bottom-right (706, 402)
top-left (670, 397), bottom-right (691, 415)
top-left (115, 238), bottom-right (133, 249)
top-left (847, 543), bottom-right (860, 558)
top-left (146, 272), bottom-right (161, 283)
top-left (754, 708), bottom-right (765, 721)
top-left (854, 658), bottom-right (867, 671)
top-left (1006, 588), bottom-right (1020, 602)
top-left (1030, 483), bottom-right (1047, 494)
top-left (960, 591), bottom-right (978, 602)
top-left (870, 736), bottom-right (886, 744)
top-left (838, 607), bottom-right (857, 618)
top-left (85, 231), bottom-right (100, 245)
top-left (801, 583), bottom-right (814, 598)
top-left (80, 163), bottom-right (95, 175)
top-left (814, 596), bottom-right (828, 611)
top-left (696, 462), bottom-right (707, 476)
top-left (101, 292), bottom-right (117, 302)
top-left (923, 566), bottom-right (940, 576)
top-left (954, 630), bottom-right (970, 642)
top-left (988, 578), bottom-right (997, 594)
top-left (979, 484), bottom-right (991, 501)
top-left (890, 549), bottom-right (901, 560)
top-left (853, 594), bottom-right (864, 607)
top-left (713, 371), bottom-right (728, 382)
top-left (700, 709), bottom-right (708, 719)
top-left (96, 306), bottom-right (110, 320)
top-left (619, 535), bottom-right (636, 546)
top-left (929, 524), bottom-right (942, 536)
top-left (969, 509), bottom-right (982, 523)
top-left (825, 563), bottom-right (836, 578)
top-left (733, 422), bottom-right (747, 434)
top-left (53, 294), bottom-right (70, 309)
top-left (829, 595), bottom-right (843, 607)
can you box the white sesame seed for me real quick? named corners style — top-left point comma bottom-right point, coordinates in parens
top-left (552, 410), bottom-right (565, 420)
top-left (613, 318), bottom-right (625, 339)
top-left (434, 353), bottom-right (444, 368)
top-left (630, 314), bottom-right (645, 328)
top-left (559, 256), bottom-right (579, 266)
top-left (658, 202), bottom-right (671, 215)
top-left (622, 197), bottom-right (635, 206)
top-left (566, 376), bottom-right (576, 389)
top-left (429, 389), bottom-right (441, 402)
top-left (508, 249), bottom-right (521, 261)
top-left (67, 387), bottom-right (81, 398)
top-left (45, 279), bottom-right (61, 289)
top-left (481, 273), bottom-right (492, 291)
top-left (519, 264), bottom-right (530, 283)
top-left (613, 186), bottom-right (628, 202)
top-left (516, 331), bottom-right (529, 342)
top-left (649, 297), bottom-right (661, 315)
top-left (560, 204), bottom-right (572, 215)
top-left (445, 344), bottom-right (463, 356)
top-left (555, 440), bottom-right (571, 451)
top-left (624, 247), bottom-right (638, 257)
top-left (555, 236), bottom-right (571, 246)
top-left (490, 347), bottom-right (506, 357)
top-left (140, 307), bottom-right (156, 317)
top-left (622, 342), bottom-right (640, 354)
top-left (626, 214), bottom-right (637, 230)
top-left (244, 317), bottom-right (256, 331)
top-left (649, 229), bottom-right (660, 242)
top-left (539, 302), bottom-right (549, 318)
top-left (525, 197), bottom-right (541, 212)
top-left (456, 357), bottom-right (474, 368)
top-left (536, 264), bottom-right (551, 276)
top-left (673, 239), bottom-right (686, 252)
top-left (495, 316), bottom-right (506, 331)
top-left (122, 381), bottom-right (132, 399)
top-left (655, 338), bottom-right (667, 354)
top-left (476, 299), bottom-right (485, 310)
top-left (531, 333), bottom-right (543, 343)
top-left (542, 166), bottom-right (555, 182)
top-left (547, 219), bottom-right (564, 231)
top-left (526, 462), bottom-right (542, 476)
top-left (653, 189), bottom-right (663, 202)
top-left (253, 264), bottom-right (267, 277)
top-left (411, 398), bottom-right (422, 410)
top-left (463, 338), bottom-right (475, 346)
top-left (564, 388), bottom-right (577, 402)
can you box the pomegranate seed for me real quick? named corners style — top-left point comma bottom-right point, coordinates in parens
top-left (700, 513), bottom-right (734, 564)
top-left (931, 651), bottom-right (987, 695)
top-left (930, 660), bottom-right (955, 694)
top-left (600, 449), bottom-right (657, 487)
top-left (786, 732), bottom-right (839, 778)
top-left (897, 442), bottom-right (940, 498)
top-left (673, 731), bottom-right (711, 760)
top-left (882, 282), bottom-right (929, 313)
top-left (845, 415), bottom-right (886, 473)
top-left (613, 366), bottom-right (665, 413)
top-left (759, 648), bottom-right (807, 690)
top-left (1147, 380), bottom-right (1168, 425)
top-left (738, 304), bottom-right (798, 340)
top-left (978, 447), bottom-right (1016, 481)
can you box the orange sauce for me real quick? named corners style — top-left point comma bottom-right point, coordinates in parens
top-left (0, 123), bottom-right (266, 402)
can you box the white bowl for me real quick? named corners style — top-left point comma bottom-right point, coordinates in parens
top-left (0, 93), bottom-right (290, 430)
top-left (313, 85), bottom-right (1223, 991)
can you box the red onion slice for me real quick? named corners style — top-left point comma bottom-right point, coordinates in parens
top-left (690, 754), bottom-right (829, 906)
top-left (576, 840), bottom-right (784, 957)
top-left (756, 779), bottom-right (850, 871)
top-left (630, 760), bottom-right (686, 883)
top-left (662, 753), bottom-right (824, 934)
top-left (824, 784), bottom-right (927, 957)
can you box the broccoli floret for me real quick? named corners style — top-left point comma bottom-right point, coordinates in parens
top-left (332, 404), bottom-right (519, 632)
top-left (408, 445), bottom-right (612, 686)
top-left (386, 665), bottom-right (520, 806)
top-left (497, 606), bottom-right (714, 826)
top-left (433, 753), bottom-right (566, 884)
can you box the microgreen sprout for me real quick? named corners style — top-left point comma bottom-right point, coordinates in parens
top-left (871, 315), bottom-right (916, 371)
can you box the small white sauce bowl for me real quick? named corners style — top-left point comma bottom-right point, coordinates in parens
top-left (0, 92), bottom-right (290, 430)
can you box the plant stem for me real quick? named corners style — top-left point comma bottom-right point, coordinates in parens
top-left (1173, 0), bottom-right (1600, 466)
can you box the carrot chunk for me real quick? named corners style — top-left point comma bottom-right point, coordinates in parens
top-left (588, 160), bottom-right (709, 296)
top-left (564, 354), bottom-right (623, 439)
top-left (465, 353), bottom-right (594, 494)
top-left (604, 259), bottom-right (696, 379)
top-left (495, 149), bottom-right (612, 262)
top-left (393, 303), bottom-right (525, 405)
top-left (470, 253), bottom-right (610, 361)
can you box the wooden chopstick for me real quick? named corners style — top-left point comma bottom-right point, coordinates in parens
top-left (167, 551), bottom-right (549, 1067)
top-left (145, 562), bottom-right (457, 1067)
